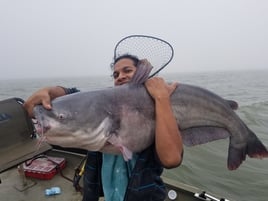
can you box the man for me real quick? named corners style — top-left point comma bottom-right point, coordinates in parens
top-left (24, 54), bottom-right (183, 201)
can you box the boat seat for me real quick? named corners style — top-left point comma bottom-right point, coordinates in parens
top-left (0, 97), bottom-right (51, 173)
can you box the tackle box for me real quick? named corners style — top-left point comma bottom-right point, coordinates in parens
top-left (22, 156), bottom-right (66, 180)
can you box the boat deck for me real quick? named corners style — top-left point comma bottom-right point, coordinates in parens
top-left (0, 149), bottom-right (228, 201)
top-left (1, 150), bottom-right (85, 201)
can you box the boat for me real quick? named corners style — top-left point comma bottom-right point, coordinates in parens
top-left (0, 98), bottom-right (232, 201)
top-left (0, 148), bottom-right (231, 201)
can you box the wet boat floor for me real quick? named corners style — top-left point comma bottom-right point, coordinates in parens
top-left (0, 149), bottom-right (91, 201)
top-left (0, 149), bottom-right (227, 201)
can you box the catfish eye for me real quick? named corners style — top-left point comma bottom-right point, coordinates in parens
top-left (58, 113), bottom-right (65, 120)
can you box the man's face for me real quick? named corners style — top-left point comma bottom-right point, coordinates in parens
top-left (113, 58), bottom-right (137, 86)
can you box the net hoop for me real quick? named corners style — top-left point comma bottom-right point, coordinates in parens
top-left (113, 35), bottom-right (174, 77)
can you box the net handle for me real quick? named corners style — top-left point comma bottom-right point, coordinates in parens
top-left (113, 35), bottom-right (174, 78)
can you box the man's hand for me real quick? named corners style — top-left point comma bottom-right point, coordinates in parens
top-left (23, 86), bottom-right (66, 117)
top-left (145, 77), bottom-right (178, 100)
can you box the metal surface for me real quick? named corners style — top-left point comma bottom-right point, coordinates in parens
top-left (0, 98), bottom-right (51, 173)
top-left (0, 149), bottom-right (232, 201)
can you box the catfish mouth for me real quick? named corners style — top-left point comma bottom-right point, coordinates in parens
top-left (33, 114), bottom-right (51, 136)
top-left (34, 106), bottom-right (51, 137)
top-left (34, 120), bottom-right (50, 135)
top-left (33, 106), bottom-right (52, 135)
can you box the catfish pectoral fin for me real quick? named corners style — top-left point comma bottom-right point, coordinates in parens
top-left (120, 146), bottom-right (133, 161)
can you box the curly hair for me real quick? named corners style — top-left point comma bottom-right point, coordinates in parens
top-left (110, 54), bottom-right (139, 70)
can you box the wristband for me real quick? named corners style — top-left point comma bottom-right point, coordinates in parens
top-left (57, 86), bottom-right (80, 95)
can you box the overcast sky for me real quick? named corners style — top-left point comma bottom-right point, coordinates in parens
top-left (1, 0), bottom-right (268, 80)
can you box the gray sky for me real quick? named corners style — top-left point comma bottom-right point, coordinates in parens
top-left (1, 0), bottom-right (268, 80)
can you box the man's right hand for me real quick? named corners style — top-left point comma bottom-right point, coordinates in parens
top-left (23, 86), bottom-right (66, 118)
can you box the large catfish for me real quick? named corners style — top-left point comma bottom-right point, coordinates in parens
top-left (33, 64), bottom-right (268, 170)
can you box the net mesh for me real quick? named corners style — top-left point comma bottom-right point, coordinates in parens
top-left (113, 35), bottom-right (174, 77)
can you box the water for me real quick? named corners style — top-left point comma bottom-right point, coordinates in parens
top-left (1, 69), bottom-right (268, 201)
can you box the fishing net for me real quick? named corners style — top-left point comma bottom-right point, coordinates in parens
top-left (113, 35), bottom-right (174, 77)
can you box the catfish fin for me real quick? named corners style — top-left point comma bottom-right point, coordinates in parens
top-left (181, 126), bottom-right (230, 146)
top-left (227, 128), bottom-right (268, 170)
top-left (225, 99), bottom-right (239, 110)
top-left (227, 144), bottom-right (246, 170)
top-left (107, 135), bottom-right (133, 161)
top-left (244, 126), bottom-right (268, 159)
top-left (130, 60), bottom-right (153, 85)
top-left (120, 146), bottom-right (133, 161)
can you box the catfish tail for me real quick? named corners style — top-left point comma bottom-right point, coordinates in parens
top-left (227, 128), bottom-right (268, 170)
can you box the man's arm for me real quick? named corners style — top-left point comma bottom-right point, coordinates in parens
top-left (23, 86), bottom-right (79, 117)
top-left (145, 77), bottom-right (183, 169)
